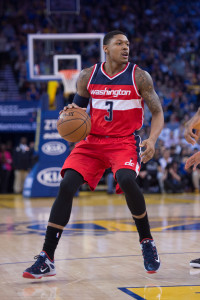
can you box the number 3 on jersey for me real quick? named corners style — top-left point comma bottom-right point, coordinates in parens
top-left (105, 101), bottom-right (113, 121)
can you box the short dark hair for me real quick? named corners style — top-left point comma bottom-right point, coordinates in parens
top-left (103, 30), bottom-right (127, 45)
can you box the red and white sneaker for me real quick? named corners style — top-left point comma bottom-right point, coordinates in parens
top-left (140, 238), bottom-right (160, 274)
top-left (23, 251), bottom-right (56, 279)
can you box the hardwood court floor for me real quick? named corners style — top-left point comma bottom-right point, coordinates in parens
top-left (0, 191), bottom-right (200, 299)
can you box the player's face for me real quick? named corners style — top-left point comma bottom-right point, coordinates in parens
top-left (104, 34), bottom-right (130, 63)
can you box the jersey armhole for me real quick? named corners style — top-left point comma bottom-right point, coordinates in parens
top-left (132, 64), bottom-right (142, 98)
top-left (87, 64), bottom-right (97, 91)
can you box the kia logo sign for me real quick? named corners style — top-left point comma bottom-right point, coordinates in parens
top-left (42, 142), bottom-right (66, 156)
top-left (37, 167), bottom-right (62, 187)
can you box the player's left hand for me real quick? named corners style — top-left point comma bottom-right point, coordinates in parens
top-left (59, 103), bottom-right (86, 115)
top-left (139, 138), bottom-right (155, 164)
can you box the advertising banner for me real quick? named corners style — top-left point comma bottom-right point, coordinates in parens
top-left (23, 109), bottom-right (70, 197)
top-left (0, 101), bottom-right (38, 131)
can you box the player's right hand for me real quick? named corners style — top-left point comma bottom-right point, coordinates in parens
top-left (59, 103), bottom-right (86, 115)
top-left (185, 151), bottom-right (200, 170)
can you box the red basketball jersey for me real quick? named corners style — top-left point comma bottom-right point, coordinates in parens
top-left (87, 62), bottom-right (144, 137)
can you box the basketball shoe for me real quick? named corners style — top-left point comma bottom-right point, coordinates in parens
top-left (140, 238), bottom-right (160, 273)
top-left (23, 251), bottom-right (56, 279)
top-left (190, 258), bottom-right (200, 268)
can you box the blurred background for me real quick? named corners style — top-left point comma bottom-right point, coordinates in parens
top-left (0, 0), bottom-right (200, 195)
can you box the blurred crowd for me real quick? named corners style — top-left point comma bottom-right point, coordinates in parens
top-left (0, 0), bottom-right (200, 108)
top-left (0, 0), bottom-right (200, 193)
top-left (136, 142), bottom-right (199, 194)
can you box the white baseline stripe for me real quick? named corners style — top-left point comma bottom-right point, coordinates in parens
top-left (92, 98), bottom-right (143, 110)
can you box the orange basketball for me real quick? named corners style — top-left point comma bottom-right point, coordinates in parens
top-left (57, 108), bottom-right (91, 142)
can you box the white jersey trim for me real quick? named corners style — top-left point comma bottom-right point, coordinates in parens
top-left (101, 62), bottom-right (130, 80)
top-left (87, 64), bottom-right (97, 91)
top-left (132, 64), bottom-right (141, 97)
top-left (92, 98), bottom-right (143, 111)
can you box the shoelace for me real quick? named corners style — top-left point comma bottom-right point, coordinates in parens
top-left (31, 255), bottom-right (46, 268)
top-left (142, 242), bottom-right (157, 262)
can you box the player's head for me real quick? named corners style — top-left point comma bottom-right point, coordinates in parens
top-left (103, 30), bottom-right (129, 63)
top-left (20, 137), bottom-right (27, 145)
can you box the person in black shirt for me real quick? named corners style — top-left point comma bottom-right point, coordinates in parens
top-left (13, 137), bottom-right (31, 194)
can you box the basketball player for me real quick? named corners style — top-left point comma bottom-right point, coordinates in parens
top-left (184, 107), bottom-right (200, 268)
top-left (23, 30), bottom-right (164, 278)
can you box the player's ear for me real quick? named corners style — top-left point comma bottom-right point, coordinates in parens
top-left (103, 45), bottom-right (108, 54)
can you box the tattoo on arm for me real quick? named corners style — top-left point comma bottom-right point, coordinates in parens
top-left (76, 66), bottom-right (93, 98)
top-left (135, 68), bottom-right (162, 114)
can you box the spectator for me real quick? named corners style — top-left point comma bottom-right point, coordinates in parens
top-left (159, 123), bottom-right (171, 145)
top-left (5, 140), bottom-right (15, 193)
top-left (159, 148), bottom-right (172, 169)
top-left (165, 131), bottom-right (177, 148)
top-left (26, 83), bottom-right (40, 101)
top-left (29, 141), bottom-right (38, 168)
top-left (136, 152), bottom-right (161, 193)
top-left (13, 137), bottom-right (32, 194)
top-left (158, 148), bottom-right (172, 192)
top-left (179, 155), bottom-right (194, 193)
top-left (0, 144), bottom-right (12, 193)
top-left (170, 145), bottom-right (180, 163)
top-left (164, 161), bottom-right (184, 193)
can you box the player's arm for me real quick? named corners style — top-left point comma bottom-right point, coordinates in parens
top-left (61, 66), bottom-right (93, 113)
top-left (135, 67), bottom-right (164, 163)
top-left (184, 107), bottom-right (200, 145)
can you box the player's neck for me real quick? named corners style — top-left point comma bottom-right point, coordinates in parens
top-left (103, 61), bottom-right (127, 77)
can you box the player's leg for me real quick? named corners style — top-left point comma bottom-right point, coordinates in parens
top-left (116, 168), bottom-right (160, 273)
top-left (116, 168), bottom-right (151, 241)
top-left (13, 170), bottom-right (21, 193)
top-left (192, 169), bottom-right (200, 193)
top-left (23, 169), bottom-right (84, 279)
top-left (23, 136), bottom-right (107, 279)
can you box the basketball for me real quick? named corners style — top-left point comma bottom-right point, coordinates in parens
top-left (57, 108), bottom-right (91, 142)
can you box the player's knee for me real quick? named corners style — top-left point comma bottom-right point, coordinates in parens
top-left (59, 169), bottom-right (84, 196)
top-left (116, 169), bottom-right (136, 191)
top-left (59, 177), bottom-right (71, 195)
